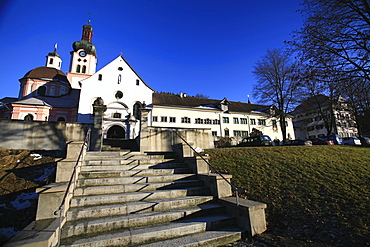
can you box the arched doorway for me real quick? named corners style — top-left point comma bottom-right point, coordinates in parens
top-left (107, 125), bottom-right (125, 139)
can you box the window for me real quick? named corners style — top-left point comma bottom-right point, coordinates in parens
top-left (118, 74), bottom-right (121, 84)
top-left (49, 58), bottom-right (53, 64)
top-left (113, 113), bottom-right (121, 119)
top-left (24, 114), bottom-right (33, 121)
top-left (133, 103), bottom-right (141, 119)
top-left (212, 131), bottom-right (217, 137)
top-left (205, 118), bottom-right (211, 124)
top-left (118, 67), bottom-right (123, 71)
top-left (136, 79), bottom-right (140, 86)
top-left (234, 130), bottom-right (241, 136)
top-left (169, 117), bottom-right (176, 123)
top-left (161, 116), bottom-right (167, 122)
top-left (212, 119), bottom-right (220, 125)
top-left (82, 65), bottom-right (86, 74)
top-left (223, 117), bottom-right (229, 123)
top-left (98, 74), bottom-right (103, 81)
top-left (37, 86), bottom-right (46, 96)
top-left (233, 118), bottom-right (239, 124)
top-left (258, 119), bottom-right (266, 126)
top-left (272, 120), bottom-right (277, 127)
top-left (181, 117), bottom-right (191, 123)
top-left (224, 129), bottom-right (229, 136)
top-left (76, 65), bottom-right (81, 73)
top-left (250, 119), bottom-right (256, 125)
top-left (152, 116), bottom-right (158, 122)
top-left (241, 131), bottom-right (248, 137)
top-left (195, 118), bottom-right (204, 124)
top-left (240, 118), bottom-right (247, 124)
top-left (115, 91), bottom-right (123, 99)
top-left (57, 117), bottom-right (66, 122)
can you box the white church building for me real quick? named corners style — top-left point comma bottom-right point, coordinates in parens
top-left (0, 21), bottom-right (295, 147)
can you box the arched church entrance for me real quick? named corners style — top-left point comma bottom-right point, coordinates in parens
top-left (106, 125), bottom-right (125, 139)
top-left (103, 124), bottom-right (139, 151)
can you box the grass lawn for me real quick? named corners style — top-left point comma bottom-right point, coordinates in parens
top-left (205, 145), bottom-right (370, 246)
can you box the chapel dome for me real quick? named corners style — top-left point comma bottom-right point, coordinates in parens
top-left (21, 67), bottom-right (70, 84)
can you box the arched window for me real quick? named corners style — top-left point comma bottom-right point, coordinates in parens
top-left (37, 86), bottom-right (46, 96)
top-left (82, 65), bottom-right (86, 74)
top-left (57, 117), bottom-right (66, 122)
top-left (49, 58), bottom-right (53, 64)
top-left (76, 65), bottom-right (81, 73)
top-left (24, 114), bottom-right (34, 121)
top-left (133, 102), bottom-right (141, 119)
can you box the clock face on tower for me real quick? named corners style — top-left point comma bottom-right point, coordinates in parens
top-left (79, 51), bottom-right (86, 57)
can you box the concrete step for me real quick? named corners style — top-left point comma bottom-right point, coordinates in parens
top-left (74, 179), bottom-right (203, 196)
top-left (85, 158), bottom-right (179, 165)
top-left (62, 201), bottom-right (224, 238)
top-left (80, 162), bottom-right (187, 172)
top-left (70, 187), bottom-right (210, 207)
top-left (79, 168), bottom-right (192, 179)
top-left (77, 174), bottom-right (196, 187)
top-left (140, 227), bottom-right (244, 247)
top-left (60, 214), bottom-right (236, 247)
top-left (66, 196), bottom-right (214, 221)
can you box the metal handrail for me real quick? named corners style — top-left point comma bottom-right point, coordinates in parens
top-left (53, 128), bottom-right (91, 246)
top-left (171, 130), bottom-right (246, 205)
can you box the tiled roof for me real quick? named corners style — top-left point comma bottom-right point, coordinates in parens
top-left (21, 67), bottom-right (69, 83)
top-left (152, 93), bottom-right (270, 113)
top-left (11, 89), bottom-right (80, 108)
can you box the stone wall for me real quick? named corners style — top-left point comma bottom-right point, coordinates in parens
top-left (0, 119), bottom-right (92, 150)
top-left (144, 127), bottom-right (214, 152)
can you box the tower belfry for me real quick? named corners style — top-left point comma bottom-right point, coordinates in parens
top-left (46, 43), bottom-right (62, 70)
top-left (67, 19), bottom-right (97, 89)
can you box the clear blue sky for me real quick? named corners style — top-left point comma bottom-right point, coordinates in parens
top-left (0, 0), bottom-right (303, 103)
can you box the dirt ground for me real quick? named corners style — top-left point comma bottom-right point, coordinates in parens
top-left (0, 149), bottom-right (59, 245)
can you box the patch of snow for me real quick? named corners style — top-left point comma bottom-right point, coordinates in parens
top-left (34, 167), bottom-right (55, 182)
top-left (0, 227), bottom-right (20, 240)
top-left (10, 192), bottom-right (38, 210)
top-left (30, 153), bottom-right (42, 160)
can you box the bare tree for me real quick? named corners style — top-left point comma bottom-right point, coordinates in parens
top-left (291, 0), bottom-right (370, 135)
top-left (252, 48), bottom-right (302, 143)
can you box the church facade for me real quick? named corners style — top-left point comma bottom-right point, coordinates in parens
top-left (0, 22), bottom-right (295, 146)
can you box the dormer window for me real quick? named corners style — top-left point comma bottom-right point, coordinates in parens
top-left (37, 86), bottom-right (46, 96)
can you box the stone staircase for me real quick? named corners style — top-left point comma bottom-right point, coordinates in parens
top-left (59, 151), bottom-right (246, 246)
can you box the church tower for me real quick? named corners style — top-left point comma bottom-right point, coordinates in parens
top-left (67, 20), bottom-right (97, 89)
top-left (46, 44), bottom-right (62, 70)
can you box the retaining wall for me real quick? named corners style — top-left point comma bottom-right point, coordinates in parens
top-left (0, 119), bottom-right (92, 150)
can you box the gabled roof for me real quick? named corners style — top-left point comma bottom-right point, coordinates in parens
top-left (85, 55), bottom-right (154, 92)
top-left (152, 93), bottom-right (271, 113)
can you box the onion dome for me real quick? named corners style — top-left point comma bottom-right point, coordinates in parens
top-left (72, 24), bottom-right (97, 56)
top-left (47, 51), bottom-right (60, 58)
